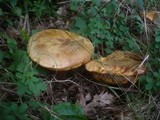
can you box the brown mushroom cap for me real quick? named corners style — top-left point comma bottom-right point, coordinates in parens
top-left (85, 51), bottom-right (146, 85)
top-left (27, 29), bottom-right (94, 71)
top-left (85, 51), bottom-right (146, 76)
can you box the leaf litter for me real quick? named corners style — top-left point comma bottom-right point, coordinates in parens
top-left (76, 91), bottom-right (114, 116)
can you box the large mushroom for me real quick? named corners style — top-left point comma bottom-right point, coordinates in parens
top-left (27, 29), bottom-right (94, 72)
top-left (27, 29), bottom-right (146, 85)
top-left (85, 51), bottom-right (146, 85)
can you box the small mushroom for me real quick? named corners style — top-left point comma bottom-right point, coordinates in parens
top-left (85, 51), bottom-right (146, 85)
top-left (27, 29), bottom-right (94, 72)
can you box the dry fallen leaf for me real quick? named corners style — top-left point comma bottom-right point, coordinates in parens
top-left (76, 91), bottom-right (114, 116)
top-left (141, 11), bottom-right (160, 26)
top-left (145, 11), bottom-right (159, 21)
top-left (93, 91), bottom-right (114, 106)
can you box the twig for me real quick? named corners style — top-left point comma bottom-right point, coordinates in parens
top-left (57, 1), bottom-right (70, 5)
top-left (137, 55), bottom-right (149, 70)
top-left (143, 10), bottom-right (149, 45)
top-left (41, 105), bottom-right (65, 120)
top-left (0, 85), bottom-right (16, 94)
top-left (0, 82), bottom-right (16, 85)
top-left (46, 76), bottom-right (80, 86)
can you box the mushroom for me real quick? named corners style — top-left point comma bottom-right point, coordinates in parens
top-left (27, 29), bottom-right (94, 75)
top-left (85, 51), bottom-right (146, 85)
top-left (27, 29), bottom-right (146, 85)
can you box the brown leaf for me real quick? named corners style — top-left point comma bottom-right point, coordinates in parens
top-left (76, 91), bottom-right (114, 116)
top-left (92, 91), bottom-right (114, 106)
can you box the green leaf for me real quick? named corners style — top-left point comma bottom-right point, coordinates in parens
top-left (91, 0), bottom-right (100, 6)
top-left (36, 82), bottom-right (47, 91)
top-left (13, 6), bottom-right (22, 16)
top-left (9, 0), bottom-right (17, 7)
top-left (31, 76), bottom-right (39, 83)
top-left (87, 7), bottom-right (97, 16)
top-left (145, 83), bottom-right (154, 90)
top-left (75, 17), bottom-right (87, 32)
top-left (2, 115), bottom-right (17, 120)
top-left (53, 102), bottom-right (87, 120)
top-left (146, 77), bottom-right (153, 83)
top-left (155, 35), bottom-right (160, 42)
top-left (29, 82), bottom-right (35, 92)
top-left (70, 2), bottom-right (78, 11)
top-left (33, 82), bottom-right (46, 96)
top-left (15, 72), bottom-right (23, 79)
top-left (18, 103), bottom-right (28, 113)
top-left (9, 50), bottom-right (30, 72)
top-left (10, 103), bottom-right (18, 112)
top-left (156, 80), bottom-right (160, 86)
top-left (20, 29), bottom-right (30, 42)
top-left (40, 110), bottom-right (53, 120)
top-left (28, 100), bottom-right (41, 110)
top-left (137, 0), bottom-right (144, 9)
top-left (17, 84), bottom-right (27, 96)
top-left (104, 0), bottom-right (118, 17)
top-left (7, 38), bottom-right (17, 54)
top-left (0, 102), bottom-right (30, 120)
top-left (153, 72), bottom-right (160, 78)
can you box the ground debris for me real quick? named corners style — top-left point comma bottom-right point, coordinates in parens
top-left (76, 91), bottom-right (114, 117)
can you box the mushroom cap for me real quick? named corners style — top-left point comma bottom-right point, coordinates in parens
top-left (85, 51), bottom-right (146, 76)
top-left (27, 29), bottom-right (94, 71)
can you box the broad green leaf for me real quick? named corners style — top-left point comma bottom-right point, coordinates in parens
top-left (53, 102), bottom-right (87, 120)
